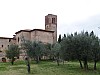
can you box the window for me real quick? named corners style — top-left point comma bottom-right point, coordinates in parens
top-left (9, 39), bottom-right (11, 42)
top-left (8, 45), bottom-right (9, 48)
top-left (52, 18), bottom-right (55, 24)
top-left (46, 25), bottom-right (49, 29)
top-left (18, 37), bottom-right (19, 43)
top-left (2, 45), bottom-right (3, 47)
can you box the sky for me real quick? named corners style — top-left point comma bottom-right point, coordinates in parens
top-left (0, 0), bottom-right (100, 38)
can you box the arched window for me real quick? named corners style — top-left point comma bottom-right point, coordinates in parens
top-left (2, 45), bottom-right (3, 47)
top-left (52, 18), bottom-right (55, 24)
top-left (8, 45), bottom-right (9, 48)
top-left (46, 25), bottom-right (49, 29)
top-left (18, 37), bottom-right (19, 43)
top-left (9, 39), bottom-right (11, 42)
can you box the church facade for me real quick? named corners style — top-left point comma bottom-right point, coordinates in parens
top-left (0, 14), bottom-right (57, 62)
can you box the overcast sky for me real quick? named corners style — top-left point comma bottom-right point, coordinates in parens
top-left (0, 0), bottom-right (100, 38)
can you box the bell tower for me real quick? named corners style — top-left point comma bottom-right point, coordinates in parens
top-left (45, 14), bottom-right (57, 43)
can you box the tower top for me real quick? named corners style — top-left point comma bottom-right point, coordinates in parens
top-left (45, 14), bottom-right (57, 25)
top-left (46, 14), bottom-right (57, 17)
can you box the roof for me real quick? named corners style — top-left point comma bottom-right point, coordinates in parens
top-left (15, 29), bottom-right (31, 34)
top-left (31, 29), bottom-right (54, 33)
top-left (47, 14), bottom-right (57, 17)
top-left (0, 37), bottom-right (13, 39)
top-left (15, 29), bottom-right (54, 34)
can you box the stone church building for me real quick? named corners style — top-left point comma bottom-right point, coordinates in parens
top-left (0, 14), bottom-right (57, 62)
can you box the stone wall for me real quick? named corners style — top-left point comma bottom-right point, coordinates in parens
top-left (15, 31), bottom-right (31, 45)
top-left (0, 37), bottom-right (14, 62)
top-left (31, 30), bottom-right (54, 44)
top-left (0, 38), bottom-right (14, 51)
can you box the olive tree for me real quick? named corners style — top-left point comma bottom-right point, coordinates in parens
top-left (21, 40), bottom-right (45, 63)
top-left (6, 44), bottom-right (20, 65)
top-left (52, 43), bottom-right (61, 66)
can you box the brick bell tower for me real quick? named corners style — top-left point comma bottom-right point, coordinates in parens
top-left (45, 14), bottom-right (57, 43)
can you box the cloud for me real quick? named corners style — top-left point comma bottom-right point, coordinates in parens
top-left (59, 14), bottom-right (100, 37)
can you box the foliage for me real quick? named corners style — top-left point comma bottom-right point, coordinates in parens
top-left (6, 44), bottom-right (20, 65)
top-left (51, 43), bottom-right (61, 66)
top-left (90, 31), bottom-right (100, 70)
top-left (58, 34), bottom-right (62, 43)
top-left (43, 43), bottom-right (53, 59)
top-left (60, 31), bottom-right (100, 70)
top-left (21, 40), bottom-right (45, 63)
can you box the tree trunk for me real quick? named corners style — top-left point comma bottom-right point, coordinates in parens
top-left (11, 60), bottom-right (14, 65)
top-left (25, 58), bottom-right (31, 73)
top-left (36, 56), bottom-right (39, 64)
top-left (94, 60), bottom-right (97, 70)
top-left (57, 53), bottom-right (60, 66)
top-left (78, 59), bottom-right (83, 69)
top-left (57, 59), bottom-right (59, 66)
top-left (62, 60), bottom-right (64, 65)
top-left (11, 58), bottom-right (14, 65)
top-left (27, 61), bottom-right (30, 73)
top-left (83, 57), bottom-right (88, 70)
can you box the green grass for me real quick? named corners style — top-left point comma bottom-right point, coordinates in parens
top-left (0, 60), bottom-right (100, 75)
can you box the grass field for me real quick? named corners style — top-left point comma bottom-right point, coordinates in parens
top-left (0, 60), bottom-right (100, 75)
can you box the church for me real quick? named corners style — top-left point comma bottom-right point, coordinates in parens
top-left (0, 14), bottom-right (57, 62)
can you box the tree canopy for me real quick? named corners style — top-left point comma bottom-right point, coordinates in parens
top-left (6, 44), bottom-right (20, 65)
top-left (60, 31), bottom-right (100, 70)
